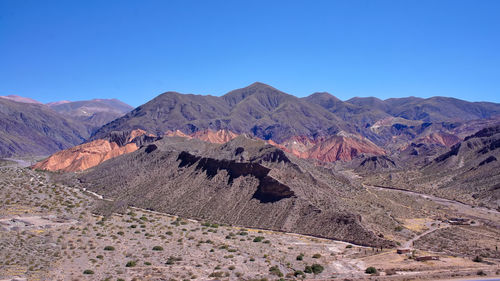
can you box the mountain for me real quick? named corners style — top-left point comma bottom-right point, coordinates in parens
top-left (304, 92), bottom-right (390, 129)
top-left (0, 95), bottom-right (43, 104)
top-left (91, 82), bottom-right (346, 143)
top-left (360, 124), bottom-right (500, 209)
top-left (0, 98), bottom-right (89, 157)
top-left (48, 98), bottom-right (133, 132)
top-left (421, 125), bottom-right (500, 208)
top-left (32, 82), bottom-right (498, 171)
top-left (347, 96), bottom-right (500, 122)
top-left (78, 135), bottom-right (393, 247)
top-left (91, 83), bottom-right (500, 148)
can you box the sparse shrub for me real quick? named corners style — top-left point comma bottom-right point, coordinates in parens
top-left (365, 266), bottom-right (377, 274)
top-left (311, 264), bottom-right (324, 274)
top-left (125, 261), bottom-right (136, 267)
top-left (83, 269), bottom-right (94, 274)
top-left (346, 244), bottom-right (353, 248)
top-left (269, 265), bottom-right (283, 277)
top-left (209, 272), bottom-right (224, 277)
top-left (228, 265), bottom-right (235, 270)
top-left (104, 246), bottom-right (115, 251)
top-left (473, 256), bottom-right (483, 262)
top-left (304, 266), bottom-right (312, 274)
top-left (296, 254), bottom-right (304, 261)
top-left (152, 246), bottom-right (164, 251)
top-left (253, 236), bottom-right (264, 242)
top-left (294, 270), bottom-right (305, 277)
top-left (312, 253), bottom-right (321, 258)
top-left (394, 226), bottom-right (403, 232)
top-left (166, 256), bottom-right (182, 265)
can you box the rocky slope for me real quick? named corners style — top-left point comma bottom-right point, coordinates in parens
top-left (0, 98), bottom-right (89, 157)
top-left (360, 124), bottom-right (500, 209)
top-left (32, 139), bottom-right (137, 172)
top-left (271, 133), bottom-right (385, 162)
top-left (78, 136), bottom-right (393, 247)
top-left (32, 129), bottom-right (153, 172)
top-left (421, 125), bottom-right (500, 208)
top-left (190, 129), bottom-right (239, 144)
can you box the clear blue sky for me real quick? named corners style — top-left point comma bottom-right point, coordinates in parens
top-left (1, 0), bottom-right (499, 107)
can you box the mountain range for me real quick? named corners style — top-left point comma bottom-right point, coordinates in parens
top-left (3, 82), bottom-right (500, 248)
top-left (0, 95), bottom-right (133, 157)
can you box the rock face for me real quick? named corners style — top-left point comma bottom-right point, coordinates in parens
top-left (32, 129), bottom-right (152, 172)
top-left (415, 132), bottom-right (460, 147)
top-left (191, 129), bottom-right (239, 144)
top-left (272, 133), bottom-right (384, 162)
top-left (32, 139), bottom-right (137, 172)
top-left (78, 136), bottom-right (393, 247)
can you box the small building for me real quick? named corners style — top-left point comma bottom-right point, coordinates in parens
top-left (416, 256), bottom-right (440, 261)
top-left (446, 218), bottom-right (470, 225)
top-left (397, 248), bottom-right (411, 254)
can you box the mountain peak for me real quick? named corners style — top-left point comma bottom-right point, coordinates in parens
top-left (0, 95), bottom-right (42, 104)
top-left (246, 81), bottom-right (275, 88)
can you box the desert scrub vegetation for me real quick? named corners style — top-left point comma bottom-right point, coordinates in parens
top-left (125, 260), bottom-right (137, 267)
top-left (304, 264), bottom-right (324, 274)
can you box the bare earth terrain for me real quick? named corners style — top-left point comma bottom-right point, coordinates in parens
top-left (0, 165), bottom-right (498, 280)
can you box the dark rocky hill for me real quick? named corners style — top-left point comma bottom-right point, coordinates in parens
top-left (91, 83), bottom-right (347, 142)
top-left (79, 135), bottom-right (393, 247)
top-left (421, 125), bottom-right (500, 208)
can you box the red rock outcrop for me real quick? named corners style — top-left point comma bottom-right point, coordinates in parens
top-left (417, 132), bottom-right (460, 147)
top-left (165, 130), bottom-right (192, 139)
top-left (32, 139), bottom-right (138, 172)
top-left (272, 133), bottom-right (385, 162)
top-left (191, 129), bottom-right (239, 144)
top-left (34, 128), bottom-right (383, 172)
top-left (128, 129), bottom-right (155, 142)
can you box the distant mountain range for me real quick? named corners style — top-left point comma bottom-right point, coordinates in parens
top-left (3, 82), bottom-right (500, 163)
top-left (0, 95), bottom-right (132, 157)
top-left (47, 98), bottom-right (133, 132)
